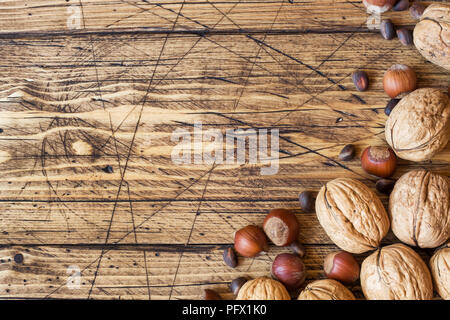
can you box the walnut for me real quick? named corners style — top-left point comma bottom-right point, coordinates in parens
top-left (430, 243), bottom-right (450, 300)
top-left (389, 170), bottom-right (450, 248)
top-left (297, 279), bottom-right (355, 300)
top-left (236, 277), bottom-right (290, 300)
top-left (413, 3), bottom-right (450, 71)
top-left (360, 243), bottom-right (433, 300)
top-left (315, 178), bottom-right (390, 254)
top-left (385, 88), bottom-right (450, 162)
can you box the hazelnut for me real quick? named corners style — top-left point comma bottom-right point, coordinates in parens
top-left (361, 146), bottom-right (397, 178)
top-left (360, 243), bottom-right (433, 300)
top-left (223, 246), bottom-right (237, 268)
top-left (384, 98), bottom-right (400, 116)
top-left (393, 0), bottom-right (409, 11)
top-left (234, 225), bottom-right (268, 257)
top-left (203, 289), bottom-right (222, 300)
top-left (413, 3), bottom-right (449, 70)
top-left (298, 279), bottom-right (355, 300)
top-left (289, 240), bottom-right (306, 258)
top-left (338, 144), bottom-right (355, 161)
top-left (299, 191), bottom-right (315, 212)
top-left (271, 253), bottom-right (306, 290)
top-left (324, 251), bottom-right (360, 284)
top-left (383, 64), bottom-right (417, 98)
top-left (363, 0), bottom-right (396, 13)
top-left (351, 70), bottom-right (369, 91)
top-left (429, 243), bottom-right (450, 300)
top-left (380, 19), bottom-right (395, 40)
top-left (236, 277), bottom-right (290, 300)
top-left (263, 209), bottom-right (299, 246)
top-left (375, 178), bottom-right (396, 195)
top-left (315, 178), bottom-right (390, 254)
top-left (385, 88), bottom-right (450, 161)
top-left (396, 28), bottom-right (413, 46)
top-left (389, 170), bottom-right (450, 248)
top-left (230, 277), bottom-right (248, 296)
top-left (410, 1), bottom-right (425, 19)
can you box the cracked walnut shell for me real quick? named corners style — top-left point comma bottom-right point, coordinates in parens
top-left (315, 178), bottom-right (390, 254)
top-left (413, 3), bottom-right (450, 71)
top-left (385, 88), bottom-right (450, 162)
top-left (361, 243), bottom-right (433, 300)
top-left (430, 243), bottom-right (450, 300)
top-left (236, 277), bottom-right (290, 300)
top-left (298, 279), bottom-right (355, 300)
top-left (389, 170), bottom-right (450, 248)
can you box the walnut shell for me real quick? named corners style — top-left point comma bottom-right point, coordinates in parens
top-left (389, 170), bottom-right (450, 248)
top-left (236, 277), bottom-right (290, 300)
top-left (430, 243), bottom-right (450, 300)
top-left (297, 279), bottom-right (355, 300)
top-left (360, 243), bottom-right (433, 300)
top-left (385, 88), bottom-right (450, 162)
top-left (315, 178), bottom-right (390, 254)
top-left (413, 4), bottom-right (450, 71)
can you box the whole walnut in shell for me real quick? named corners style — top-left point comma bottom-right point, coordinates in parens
top-left (389, 170), bottom-right (450, 248)
top-left (315, 178), bottom-right (390, 254)
top-left (298, 279), bottom-right (355, 300)
top-left (385, 88), bottom-right (450, 162)
top-left (430, 243), bottom-right (450, 300)
top-left (236, 277), bottom-right (290, 300)
top-left (413, 3), bottom-right (450, 71)
top-left (360, 243), bottom-right (433, 300)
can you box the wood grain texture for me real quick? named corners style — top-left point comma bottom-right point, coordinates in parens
top-left (0, 0), bottom-right (448, 299)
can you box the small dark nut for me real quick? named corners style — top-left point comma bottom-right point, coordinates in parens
top-left (351, 71), bottom-right (369, 92)
top-left (223, 246), bottom-right (237, 268)
top-left (393, 0), bottom-right (409, 11)
top-left (230, 277), bottom-right (248, 296)
top-left (290, 240), bottom-right (306, 258)
top-left (299, 191), bottom-right (315, 212)
top-left (102, 165), bottom-right (114, 173)
top-left (380, 19), bottom-right (395, 40)
top-left (410, 2), bottom-right (425, 19)
top-left (203, 289), bottom-right (222, 300)
top-left (397, 28), bottom-right (413, 46)
top-left (384, 98), bottom-right (400, 116)
top-left (338, 144), bottom-right (355, 161)
top-left (375, 179), bottom-right (396, 195)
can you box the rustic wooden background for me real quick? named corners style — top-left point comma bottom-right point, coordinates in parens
top-left (0, 0), bottom-right (448, 300)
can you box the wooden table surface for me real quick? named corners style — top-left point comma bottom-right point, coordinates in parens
top-left (0, 0), bottom-right (448, 300)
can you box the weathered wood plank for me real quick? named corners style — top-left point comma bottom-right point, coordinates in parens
top-left (0, 0), bottom-right (424, 35)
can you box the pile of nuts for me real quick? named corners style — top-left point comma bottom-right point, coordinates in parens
top-left (203, 1), bottom-right (450, 301)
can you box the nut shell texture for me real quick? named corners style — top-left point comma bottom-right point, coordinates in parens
top-left (389, 170), bottom-right (450, 248)
top-left (385, 88), bottom-right (450, 161)
top-left (361, 243), bottom-right (433, 300)
top-left (236, 277), bottom-right (290, 300)
top-left (413, 4), bottom-right (450, 71)
top-left (315, 178), bottom-right (390, 253)
top-left (298, 279), bottom-right (355, 300)
top-left (430, 243), bottom-right (450, 299)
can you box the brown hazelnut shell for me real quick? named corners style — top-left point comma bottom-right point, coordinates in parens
top-left (263, 209), bottom-right (299, 246)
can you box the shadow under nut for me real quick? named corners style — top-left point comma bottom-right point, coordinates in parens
top-left (389, 170), bottom-right (450, 248)
top-left (385, 88), bottom-right (450, 162)
top-left (315, 178), bottom-right (390, 254)
top-left (361, 243), bottom-right (433, 300)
